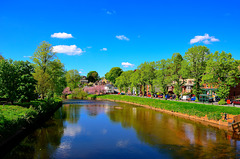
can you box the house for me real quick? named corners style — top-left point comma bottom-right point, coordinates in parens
top-left (104, 84), bottom-right (115, 94)
top-left (80, 76), bottom-right (88, 84)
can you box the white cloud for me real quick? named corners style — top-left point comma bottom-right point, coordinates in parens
top-left (116, 35), bottom-right (129, 41)
top-left (100, 48), bottom-right (107, 51)
top-left (122, 62), bottom-right (134, 68)
top-left (51, 32), bottom-right (73, 39)
top-left (190, 33), bottom-right (219, 44)
top-left (86, 46), bottom-right (92, 49)
top-left (106, 11), bottom-right (112, 15)
top-left (104, 9), bottom-right (116, 15)
top-left (52, 45), bottom-right (84, 55)
top-left (23, 56), bottom-right (31, 58)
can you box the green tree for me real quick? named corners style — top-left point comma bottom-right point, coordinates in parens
top-left (138, 62), bottom-right (156, 96)
top-left (87, 71), bottom-right (99, 83)
top-left (0, 55), bottom-right (4, 60)
top-left (14, 60), bottom-right (37, 102)
top-left (48, 59), bottom-right (67, 97)
top-left (0, 60), bottom-right (18, 104)
top-left (169, 53), bottom-right (190, 99)
top-left (105, 67), bottom-right (123, 85)
top-left (202, 51), bottom-right (240, 100)
top-left (31, 41), bottom-right (56, 99)
top-left (115, 70), bottom-right (133, 94)
top-left (0, 60), bottom-right (36, 104)
top-left (184, 45), bottom-right (210, 99)
top-left (154, 59), bottom-right (171, 98)
top-left (130, 70), bottom-right (141, 96)
top-left (66, 69), bottom-right (81, 90)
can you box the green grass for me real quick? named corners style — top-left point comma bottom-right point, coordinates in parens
top-left (97, 95), bottom-right (240, 120)
top-left (87, 94), bottom-right (97, 100)
top-left (0, 98), bottom-right (62, 141)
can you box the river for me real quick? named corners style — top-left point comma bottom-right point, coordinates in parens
top-left (3, 100), bottom-right (240, 159)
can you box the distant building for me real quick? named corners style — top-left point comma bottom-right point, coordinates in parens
top-left (80, 76), bottom-right (88, 84)
top-left (104, 84), bottom-right (115, 93)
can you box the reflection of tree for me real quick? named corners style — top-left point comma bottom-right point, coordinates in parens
top-left (63, 104), bottom-right (81, 123)
top-left (107, 104), bottom-right (237, 158)
top-left (4, 109), bottom-right (65, 159)
top-left (84, 105), bottom-right (106, 117)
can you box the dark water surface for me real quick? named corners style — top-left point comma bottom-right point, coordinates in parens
top-left (4, 100), bottom-right (240, 159)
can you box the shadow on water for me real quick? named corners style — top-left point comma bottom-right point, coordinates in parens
top-left (3, 100), bottom-right (240, 159)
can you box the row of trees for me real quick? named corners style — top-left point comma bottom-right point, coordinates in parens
top-left (0, 41), bottom-right (101, 103)
top-left (113, 46), bottom-right (240, 101)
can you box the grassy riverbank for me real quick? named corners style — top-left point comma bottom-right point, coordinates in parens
top-left (97, 95), bottom-right (240, 120)
top-left (0, 98), bottom-right (62, 142)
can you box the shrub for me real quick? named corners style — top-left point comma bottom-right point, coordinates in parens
top-left (72, 88), bottom-right (88, 99)
top-left (87, 94), bottom-right (97, 100)
top-left (218, 99), bottom-right (226, 105)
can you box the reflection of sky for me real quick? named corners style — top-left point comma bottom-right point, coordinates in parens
top-left (206, 130), bottom-right (216, 142)
top-left (64, 125), bottom-right (82, 137)
top-left (101, 128), bottom-right (108, 135)
top-left (184, 124), bottom-right (195, 144)
top-left (116, 140), bottom-right (129, 148)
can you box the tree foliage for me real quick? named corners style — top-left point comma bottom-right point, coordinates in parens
top-left (115, 70), bottom-right (133, 94)
top-left (0, 55), bottom-right (4, 60)
top-left (202, 51), bottom-right (240, 99)
top-left (87, 71), bottom-right (99, 83)
top-left (31, 41), bottom-right (65, 98)
top-left (66, 69), bottom-right (81, 90)
top-left (0, 60), bottom-right (36, 104)
top-left (184, 45), bottom-right (210, 99)
top-left (169, 53), bottom-right (190, 99)
top-left (105, 67), bottom-right (123, 85)
top-left (138, 62), bottom-right (156, 96)
top-left (154, 59), bottom-right (171, 97)
top-left (130, 70), bottom-right (141, 96)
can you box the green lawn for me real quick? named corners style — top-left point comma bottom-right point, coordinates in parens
top-left (97, 95), bottom-right (240, 120)
top-left (0, 98), bottom-right (62, 141)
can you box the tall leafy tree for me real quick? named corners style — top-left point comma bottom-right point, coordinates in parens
top-left (105, 67), bottom-right (123, 85)
top-left (87, 71), bottom-right (99, 83)
top-left (184, 45), bottom-right (210, 99)
top-left (0, 54), bottom-right (4, 60)
top-left (31, 41), bottom-right (56, 99)
top-left (66, 69), bottom-right (81, 90)
top-left (15, 60), bottom-right (37, 102)
top-left (48, 59), bottom-right (67, 96)
top-left (0, 60), bottom-right (36, 104)
top-left (138, 62), bottom-right (156, 96)
top-left (0, 60), bottom-right (18, 104)
top-left (154, 59), bottom-right (171, 97)
top-left (169, 53), bottom-right (190, 99)
top-left (130, 70), bottom-right (141, 96)
top-left (202, 51), bottom-right (240, 100)
top-left (115, 70), bottom-right (133, 94)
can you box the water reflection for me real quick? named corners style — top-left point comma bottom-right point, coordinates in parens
top-left (106, 104), bottom-right (240, 158)
top-left (4, 100), bottom-right (240, 159)
top-left (4, 109), bottom-right (65, 159)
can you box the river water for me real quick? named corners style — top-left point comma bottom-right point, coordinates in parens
top-left (3, 100), bottom-right (240, 159)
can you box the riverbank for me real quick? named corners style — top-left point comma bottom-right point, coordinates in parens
top-left (0, 98), bottom-right (62, 157)
top-left (97, 95), bottom-right (240, 129)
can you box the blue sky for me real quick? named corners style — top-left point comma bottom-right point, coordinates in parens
top-left (1, 0), bottom-right (240, 77)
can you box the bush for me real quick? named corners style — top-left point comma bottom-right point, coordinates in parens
top-left (0, 98), bottom-right (62, 141)
top-left (87, 94), bottom-right (97, 100)
top-left (72, 88), bottom-right (88, 99)
top-left (218, 99), bottom-right (226, 105)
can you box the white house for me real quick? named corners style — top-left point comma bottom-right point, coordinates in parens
top-left (104, 84), bottom-right (115, 93)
